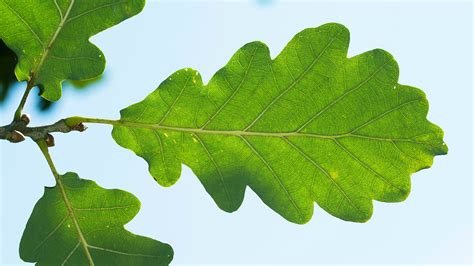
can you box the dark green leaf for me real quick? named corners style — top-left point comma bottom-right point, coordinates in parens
top-left (0, 0), bottom-right (145, 101)
top-left (0, 41), bottom-right (102, 112)
top-left (20, 172), bottom-right (173, 265)
top-left (111, 23), bottom-right (447, 224)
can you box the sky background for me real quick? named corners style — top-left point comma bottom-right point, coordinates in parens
top-left (1, 0), bottom-right (472, 265)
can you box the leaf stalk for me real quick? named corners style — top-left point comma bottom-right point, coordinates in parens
top-left (13, 81), bottom-right (34, 121)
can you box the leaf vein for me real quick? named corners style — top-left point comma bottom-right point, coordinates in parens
top-left (62, 241), bottom-right (80, 266)
top-left (65, 1), bottom-right (127, 24)
top-left (201, 45), bottom-right (259, 129)
top-left (349, 99), bottom-right (422, 134)
top-left (333, 139), bottom-right (406, 193)
top-left (34, 215), bottom-right (68, 251)
top-left (242, 29), bottom-right (343, 131)
top-left (296, 60), bottom-right (391, 132)
top-left (87, 244), bottom-right (169, 259)
top-left (192, 133), bottom-right (233, 204)
top-left (74, 205), bottom-right (134, 211)
top-left (283, 137), bottom-right (362, 214)
top-left (0, 0), bottom-right (44, 46)
top-left (240, 136), bottom-right (305, 222)
top-left (158, 74), bottom-right (192, 125)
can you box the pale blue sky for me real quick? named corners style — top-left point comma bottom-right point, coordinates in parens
top-left (1, 1), bottom-right (472, 265)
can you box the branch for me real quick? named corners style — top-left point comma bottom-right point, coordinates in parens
top-left (0, 117), bottom-right (86, 144)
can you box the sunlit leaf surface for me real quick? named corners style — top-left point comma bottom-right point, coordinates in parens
top-left (110, 23), bottom-right (447, 223)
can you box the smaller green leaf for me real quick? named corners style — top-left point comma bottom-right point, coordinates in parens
top-left (20, 172), bottom-right (173, 265)
top-left (0, 0), bottom-right (145, 101)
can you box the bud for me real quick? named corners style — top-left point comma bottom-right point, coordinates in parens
top-left (20, 114), bottom-right (31, 125)
top-left (72, 123), bottom-right (87, 132)
top-left (9, 130), bottom-right (25, 143)
top-left (45, 133), bottom-right (55, 147)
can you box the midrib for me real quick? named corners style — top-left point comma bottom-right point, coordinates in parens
top-left (30, 0), bottom-right (75, 82)
top-left (56, 177), bottom-right (94, 265)
top-left (82, 117), bottom-right (426, 145)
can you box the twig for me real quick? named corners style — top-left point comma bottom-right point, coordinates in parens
top-left (0, 118), bottom-right (86, 143)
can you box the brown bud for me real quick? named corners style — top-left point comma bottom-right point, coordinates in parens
top-left (9, 130), bottom-right (25, 143)
top-left (72, 122), bottom-right (87, 132)
top-left (45, 133), bottom-right (55, 147)
top-left (20, 114), bottom-right (31, 125)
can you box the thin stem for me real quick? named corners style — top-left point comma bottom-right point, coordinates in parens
top-left (36, 140), bottom-right (94, 266)
top-left (76, 117), bottom-right (119, 125)
top-left (13, 82), bottom-right (34, 121)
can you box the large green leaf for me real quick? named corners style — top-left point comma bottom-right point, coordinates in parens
top-left (20, 172), bottom-right (173, 265)
top-left (111, 23), bottom-right (447, 224)
top-left (0, 0), bottom-right (145, 101)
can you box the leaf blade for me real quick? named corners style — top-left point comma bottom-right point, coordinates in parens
top-left (111, 23), bottom-right (447, 223)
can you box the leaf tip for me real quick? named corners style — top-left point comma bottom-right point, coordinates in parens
top-left (321, 22), bottom-right (350, 34)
